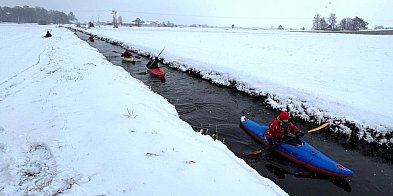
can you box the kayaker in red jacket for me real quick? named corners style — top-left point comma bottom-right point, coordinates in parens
top-left (265, 111), bottom-right (303, 146)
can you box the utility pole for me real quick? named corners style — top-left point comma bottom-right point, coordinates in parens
top-left (112, 10), bottom-right (118, 28)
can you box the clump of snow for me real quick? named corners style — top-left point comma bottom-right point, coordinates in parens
top-left (335, 124), bottom-right (353, 136)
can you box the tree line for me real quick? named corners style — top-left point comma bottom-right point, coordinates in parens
top-left (312, 13), bottom-right (368, 31)
top-left (0, 6), bottom-right (76, 25)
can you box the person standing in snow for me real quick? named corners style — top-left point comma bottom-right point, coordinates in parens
top-left (265, 111), bottom-right (303, 146)
top-left (43, 30), bottom-right (52, 38)
top-left (121, 49), bottom-right (132, 58)
top-left (146, 56), bottom-right (159, 69)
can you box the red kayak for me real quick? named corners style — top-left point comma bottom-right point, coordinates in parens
top-left (147, 68), bottom-right (165, 80)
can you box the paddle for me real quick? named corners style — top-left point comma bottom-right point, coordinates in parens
top-left (157, 47), bottom-right (165, 57)
top-left (307, 122), bottom-right (330, 133)
top-left (247, 122), bottom-right (330, 156)
top-left (112, 50), bottom-right (141, 59)
top-left (148, 47), bottom-right (165, 64)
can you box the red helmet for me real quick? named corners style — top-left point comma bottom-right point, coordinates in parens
top-left (278, 111), bottom-right (289, 121)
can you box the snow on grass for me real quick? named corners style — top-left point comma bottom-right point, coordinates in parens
top-left (0, 24), bottom-right (286, 195)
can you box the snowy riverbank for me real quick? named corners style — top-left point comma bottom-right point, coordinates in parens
top-left (0, 24), bottom-right (287, 195)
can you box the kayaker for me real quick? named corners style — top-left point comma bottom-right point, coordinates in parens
top-left (146, 57), bottom-right (159, 69)
top-left (121, 49), bottom-right (132, 58)
top-left (265, 111), bottom-right (303, 146)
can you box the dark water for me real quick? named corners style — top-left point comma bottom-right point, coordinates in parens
top-left (77, 32), bottom-right (393, 196)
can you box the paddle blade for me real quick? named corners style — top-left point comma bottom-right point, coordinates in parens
top-left (247, 149), bottom-right (262, 156)
top-left (307, 122), bottom-right (330, 133)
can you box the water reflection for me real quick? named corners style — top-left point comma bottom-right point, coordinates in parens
top-left (265, 163), bottom-right (352, 193)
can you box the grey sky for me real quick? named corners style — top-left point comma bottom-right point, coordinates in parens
top-left (1, 0), bottom-right (393, 28)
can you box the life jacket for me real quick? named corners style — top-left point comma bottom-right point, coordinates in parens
top-left (265, 117), bottom-right (299, 140)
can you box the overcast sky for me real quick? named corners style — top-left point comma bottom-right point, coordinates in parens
top-left (2, 0), bottom-right (393, 28)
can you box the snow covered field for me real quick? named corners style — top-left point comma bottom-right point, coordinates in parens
top-left (0, 24), bottom-right (287, 195)
top-left (81, 25), bottom-right (393, 146)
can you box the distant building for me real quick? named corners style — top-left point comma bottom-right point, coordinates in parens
top-left (144, 21), bottom-right (159, 27)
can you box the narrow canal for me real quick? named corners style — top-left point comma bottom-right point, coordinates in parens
top-left (76, 31), bottom-right (393, 196)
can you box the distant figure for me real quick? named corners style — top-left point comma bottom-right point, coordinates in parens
top-left (232, 24), bottom-right (234, 29)
top-left (88, 35), bottom-right (94, 42)
top-left (121, 49), bottom-right (132, 58)
top-left (43, 30), bottom-right (52, 38)
top-left (146, 57), bottom-right (159, 69)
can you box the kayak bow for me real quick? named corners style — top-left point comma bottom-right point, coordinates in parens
top-left (147, 68), bottom-right (165, 79)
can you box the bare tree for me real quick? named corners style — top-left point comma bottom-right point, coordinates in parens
top-left (312, 13), bottom-right (321, 30)
top-left (328, 13), bottom-right (337, 30)
top-left (132, 18), bottom-right (144, 27)
top-left (68, 12), bottom-right (76, 22)
top-left (320, 17), bottom-right (328, 30)
top-left (339, 18), bottom-right (352, 30)
top-left (166, 21), bottom-right (175, 27)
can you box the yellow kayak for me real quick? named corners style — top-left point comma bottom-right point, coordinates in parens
top-left (121, 57), bottom-right (135, 63)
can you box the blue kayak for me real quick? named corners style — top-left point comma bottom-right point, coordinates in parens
top-left (240, 116), bottom-right (353, 178)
